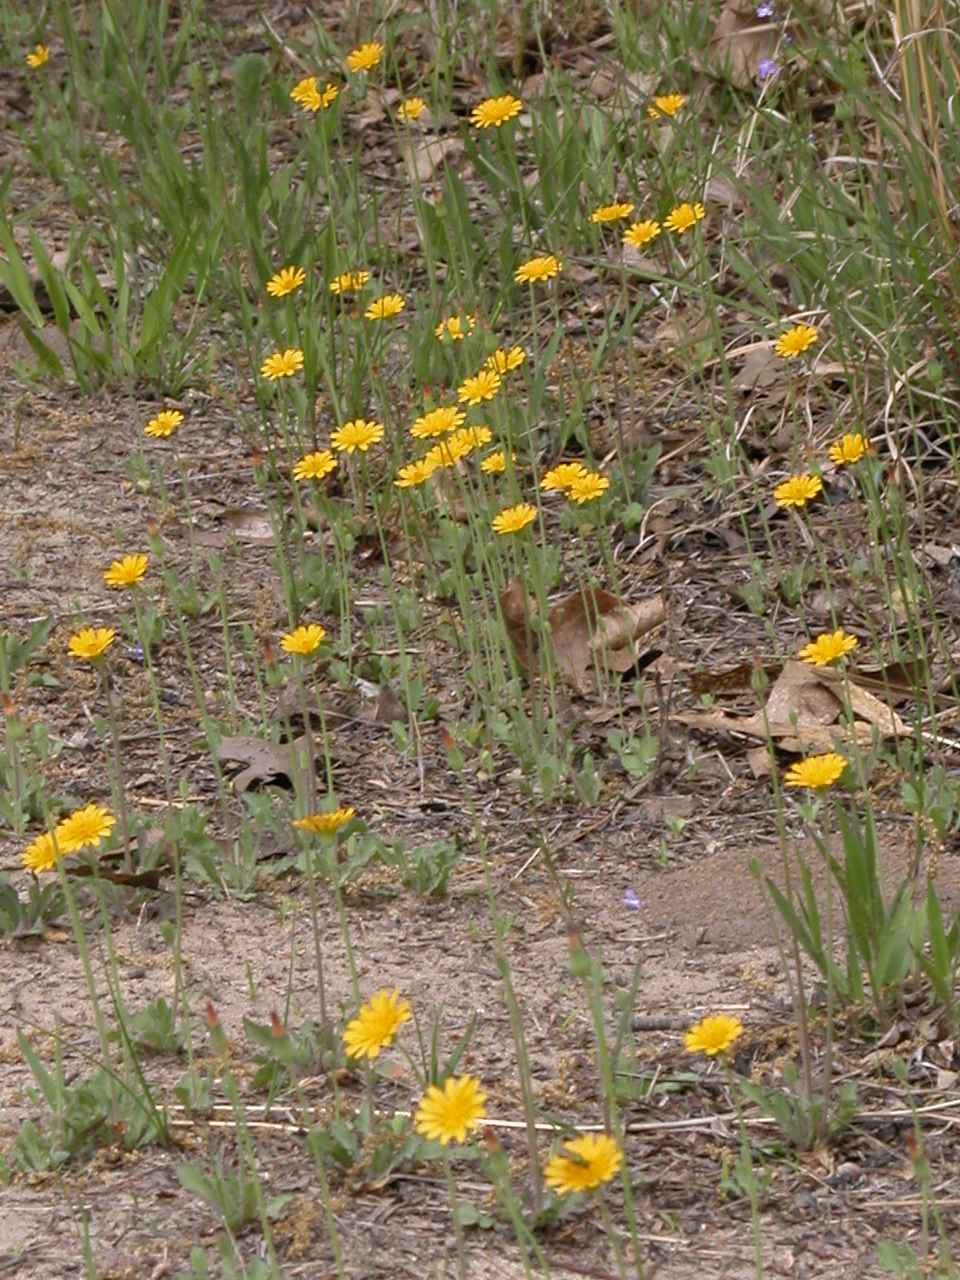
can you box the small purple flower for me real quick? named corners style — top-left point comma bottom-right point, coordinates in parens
top-left (757, 58), bottom-right (779, 81)
top-left (756, 2), bottom-right (775, 16)
top-left (623, 888), bottom-right (643, 911)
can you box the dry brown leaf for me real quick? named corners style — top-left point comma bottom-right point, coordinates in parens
top-left (499, 577), bottom-right (539, 672)
top-left (400, 135), bottom-right (464, 183)
top-left (764, 660), bottom-right (840, 729)
top-left (218, 734), bottom-right (317, 793)
top-left (550, 588), bottom-right (665, 694)
top-left (709, 0), bottom-right (779, 87)
top-left (733, 345), bottom-right (783, 391)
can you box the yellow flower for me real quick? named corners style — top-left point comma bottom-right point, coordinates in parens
top-left (434, 314), bottom-right (476, 342)
top-left (293, 807), bottom-right (356, 834)
top-left (343, 990), bottom-right (412, 1060)
top-left (261, 348), bottom-right (304, 380)
top-left (591, 202), bottom-right (635, 224)
top-left (485, 346), bottom-right (526, 374)
top-left (329, 270), bottom-right (371, 295)
top-left (664, 202), bottom-right (706, 234)
top-left (798, 629), bottom-right (858, 666)
top-left (56, 804), bottom-right (117, 852)
top-left (623, 219), bottom-right (661, 248)
top-left (346, 42), bottom-right (383, 73)
top-left (545, 1134), bottom-right (623, 1195)
top-left (784, 752), bottom-right (847, 790)
top-left (480, 450), bottom-right (510, 474)
top-left (457, 368), bottom-right (501, 406)
top-left (774, 323), bottom-right (819, 359)
top-left (492, 503), bottom-right (537, 535)
top-left (330, 419), bottom-right (384, 453)
top-left (411, 405), bottom-right (465, 439)
top-left (773, 473), bottom-right (822, 508)
top-left (425, 438), bottom-right (466, 469)
top-left (290, 77), bottom-right (337, 112)
top-left (68, 627), bottom-right (116, 660)
top-left (266, 266), bottom-right (306, 298)
top-left (22, 831), bottom-right (63, 874)
top-left (471, 95), bottom-right (522, 129)
top-left (103, 554), bottom-right (148, 589)
top-left (293, 450), bottom-right (337, 482)
top-left (365, 293), bottom-right (405, 320)
top-left (828, 432), bottom-right (870, 465)
top-left (448, 425), bottom-right (492, 456)
top-left (26, 44), bottom-right (50, 69)
top-left (144, 409), bottom-right (183, 438)
top-left (541, 462), bottom-right (587, 492)
top-left (395, 458), bottom-right (438, 488)
top-left (414, 1075), bottom-right (487, 1145)
top-left (567, 471), bottom-right (609, 504)
top-left (514, 254), bottom-right (562, 285)
top-left (397, 97), bottom-right (426, 121)
top-left (647, 93), bottom-right (687, 119)
top-left (316, 83), bottom-right (340, 109)
top-left (684, 1013), bottom-right (744, 1056)
top-left (280, 624), bottom-right (326, 656)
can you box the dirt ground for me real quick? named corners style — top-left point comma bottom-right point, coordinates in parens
top-left (4, 3), bottom-right (960, 1276)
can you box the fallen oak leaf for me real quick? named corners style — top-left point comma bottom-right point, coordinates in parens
top-left (550, 588), bottom-right (665, 694)
top-left (217, 734), bottom-right (322, 794)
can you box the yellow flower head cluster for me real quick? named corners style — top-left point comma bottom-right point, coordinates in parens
top-left (774, 323), bottom-right (819, 359)
top-left (684, 1013), bottom-right (744, 1057)
top-left (435, 314), bottom-right (476, 342)
top-left (591, 202), bottom-right (635, 224)
top-left (290, 77), bottom-right (339, 113)
top-left (329, 270), bottom-right (371, 295)
top-left (410, 405), bottom-right (465, 439)
top-left (485, 346), bottom-right (526, 374)
top-left (648, 93), bottom-right (687, 119)
top-left (280, 624), bottom-right (326, 656)
top-left (798, 628), bottom-right (857, 667)
top-left (343, 990), bottom-right (411, 1059)
top-left (22, 804), bottom-right (117, 873)
top-left (267, 266), bottom-right (306, 298)
top-left (773, 473), bottom-right (822, 509)
top-left (365, 293), bottom-right (405, 320)
top-left (828, 432), bottom-right (870, 465)
top-left (471, 95), bottom-right (521, 129)
top-left (457, 368), bottom-right (501, 406)
top-left (514, 254), bottom-right (562, 285)
top-left (26, 44), bottom-right (50, 69)
top-left (664, 202), bottom-right (705, 234)
top-left (144, 409), bottom-right (184, 438)
top-left (103, 554), bottom-right (148, 589)
top-left (293, 806), bottom-right (356, 834)
top-left (68, 627), bottom-right (116, 660)
top-left (395, 458), bottom-right (438, 488)
top-left (261, 348), bottom-right (304, 380)
top-left (414, 1075), bottom-right (487, 1144)
top-left (293, 450), bottom-right (338, 482)
top-left (397, 97), bottom-right (426, 122)
top-left (331, 419), bottom-right (384, 453)
top-left (545, 1134), bottom-right (623, 1195)
top-left (492, 503), bottom-right (537, 535)
top-left (624, 219), bottom-right (661, 248)
top-left (345, 43), bottom-right (383, 73)
top-left (784, 752), bottom-right (847, 790)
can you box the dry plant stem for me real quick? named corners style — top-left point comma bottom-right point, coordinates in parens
top-left (327, 836), bottom-right (361, 1006)
top-left (99, 665), bottom-right (133, 874)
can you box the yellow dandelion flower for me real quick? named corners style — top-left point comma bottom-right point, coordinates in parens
top-left (26, 44), bottom-right (50, 69)
top-left (290, 76), bottom-right (318, 107)
top-left (591, 202), bottom-right (635, 224)
top-left (514, 254), bottom-right (562, 285)
top-left (144, 409), bottom-right (183, 439)
top-left (567, 471), bottom-right (610, 504)
top-left (485, 346), bottom-right (526, 374)
top-left (541, 462), bottom-right (588, 492)
top-left (448, 425), bottom-right (492, 457)
top-left (103, 554), bottom-right (148, 590)
top-left (293, 450), bottom-right (337, 482)
top-left (365, 293), bottom-right (405, 320)
top-left (411, 405), bottom-right (465, 439)
top-left (266, 266), bottom-right (306, 298)
top-left (492, 503), bottom-right (537, 535)
top-left (280, 624), bottom-right (326, 656)
top-left (798, 629), bottom-right (858, 667)
top-left (397, 97), bottom-right (426, 121)
top-left (773, 473), bottom-right (822, 509)
top-left (415, 1075), bottom-right (487, 1145)
top-left (647, 93), bottom-right (687, 119)
top-left (56, 804), bottom-right (116, 852)
top-left (664, 202), bottom-right (706, 234)
top-left (68, 627), bottom-right (116, 661)
top-left (471, 95), bottom-right (522, 129)
top-left (774, 324), bottom-right (819, 359)
top-left (545, 1134), bottom-right (623, 1195)
top-left (480, 450), bottom-right (510, 474)
top-left (684, 1013), bottom-right (744, 1056)
top-left (828, 432), bottom-right (870, 465)
top-left (22, 830), bottom-right (63, 874)
top-left (457, 368), bottom-right (501, 406)
top-left (623, 219), bottom-right (661, 248)
top-left (261, 348), bottom-right (304, 380)
top-left (329, 270), bottom-right (371, 295)
top-left (290, 77), bottom-right (336, 112)
top-left (434, 314), bottom-right (476, 342)
top-left (293, 807), bottom-right (356, 834)
top-left (346, 43), bottom-right (383, 73)
top-left (330, 419), bottom-right (384, 454)
top-left (343, 990), bottom-right (411, 1060)
top-left (783, 752), bottom-right (847, 790)
top-left (395, 458), bottom-right (438, 488)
